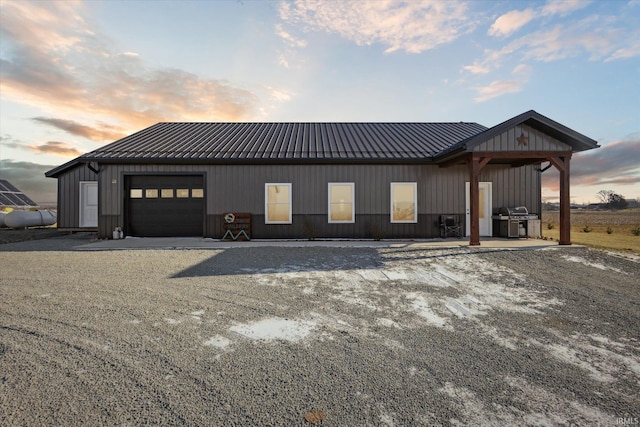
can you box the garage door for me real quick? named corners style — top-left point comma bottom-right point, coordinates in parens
top-left (126, 175), bottom-right (204, 237)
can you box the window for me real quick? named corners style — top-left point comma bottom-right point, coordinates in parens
top-left (191, 188), bottom-right (204, 198)
top-left (130, 189), bottom-right (143, 198)
top-left (145, 189), bottom-right (158, 198)
top-left (161, 189), bottom-right (174, 198)
top-left (328, 183), bottom-right (354, 223)
top-left (176, 189), bottom-right (189, 198)
top-left (391, 182), bottom-right (417, 223)
top-left (265, 183), bottom-right (292, 224)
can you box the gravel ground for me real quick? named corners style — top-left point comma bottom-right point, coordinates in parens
top-left (1, 235), bottom-right (639, 426)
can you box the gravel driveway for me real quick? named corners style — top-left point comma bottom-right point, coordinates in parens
top-left (1, 235), bottom-right (639, 426)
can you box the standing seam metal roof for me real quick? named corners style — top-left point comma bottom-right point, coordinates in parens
top-left (82, 122), bottom-right (488, 162)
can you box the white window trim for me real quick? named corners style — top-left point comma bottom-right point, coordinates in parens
top-left (390, 182), bottom-right (418, 223)
top-left (328, 182), bottom-right (355, 224)
top-left (265, 183), bottom-right (292, 224)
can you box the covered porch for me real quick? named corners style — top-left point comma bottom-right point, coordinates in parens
top-left (435, 110), bottom-right (599, 246)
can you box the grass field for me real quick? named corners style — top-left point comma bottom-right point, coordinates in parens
top-left (541, 208), bottom-right (640, 254)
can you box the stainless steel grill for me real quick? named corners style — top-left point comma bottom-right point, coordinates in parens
top-left (497, 206), bottom-right (539, 220)
top-left (492, 206), bottom-right (540, 238)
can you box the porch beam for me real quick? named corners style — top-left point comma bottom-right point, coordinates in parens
top-left (474, 150), bottom-right (573, 159)
top-left (548, 156), bottom-right (566, 172)
top-left (478, 156), bottom-right (491, 170)
top-left (510, 159), bottom-right (547, 168)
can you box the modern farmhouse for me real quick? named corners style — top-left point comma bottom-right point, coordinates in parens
top-left (45, 110), bottom-right (599, 245)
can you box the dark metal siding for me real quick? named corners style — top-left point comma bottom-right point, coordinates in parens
top-left (97, 163), bottom-right (540, 238)
top-left (478, 164), bottom-right (541, 215)
top-left (56, 164), bottom-right (97, 229)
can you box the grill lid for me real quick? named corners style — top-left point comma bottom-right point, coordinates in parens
top-left (499, 206), bottom-right (529, 216)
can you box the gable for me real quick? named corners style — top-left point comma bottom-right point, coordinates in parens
top-left (472, 123), bottom-right (572, 153)
top-left (433, 110), bottom-right (599, 163)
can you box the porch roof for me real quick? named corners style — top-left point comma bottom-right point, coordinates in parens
top-left (434, 110), bottom-right (599, 163)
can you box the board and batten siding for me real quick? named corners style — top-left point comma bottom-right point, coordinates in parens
top-left (97, 163), bottom-right (540, 238)
top-left (56, 164), bottom-right (97, 229)
top-left (473, 124), bottom-right (571, 152)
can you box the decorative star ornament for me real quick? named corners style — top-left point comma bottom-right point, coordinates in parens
top-left (517, 133), bottom-right (529, 146)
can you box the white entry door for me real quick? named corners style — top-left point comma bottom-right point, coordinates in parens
top-left (79, 181), bottom-right (98, 227)
top-left (465, 182), bottom-right (492, 237)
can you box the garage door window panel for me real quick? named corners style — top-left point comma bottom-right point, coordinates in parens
top-left (161, 189), bottom-right (174, 198)
top-left (146, 189), bottom-right (158, 198)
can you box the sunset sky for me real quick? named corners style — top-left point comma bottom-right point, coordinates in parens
top-left (1, 0), bottom-right (638, 205)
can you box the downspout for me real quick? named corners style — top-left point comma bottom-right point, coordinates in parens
top-left (87, 162), bottom-right (99, 174)
top-left (537, 162), bottom-right (552, 213)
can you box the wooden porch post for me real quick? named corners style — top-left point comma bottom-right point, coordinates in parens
top-left (549, 154), bottom-right (572, 245)
top-left (468, 156), bottom-right (480, 246)
top-left (468, 154), bottom-right (490, 246)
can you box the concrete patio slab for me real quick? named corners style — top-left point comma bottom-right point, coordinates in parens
top-left (74, 236), bottom-right (562, 251)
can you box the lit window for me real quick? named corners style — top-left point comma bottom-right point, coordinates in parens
top-left (265, 183), bottom-right (292, 224)
top-left (176, 189), bottom-right (189, 198)
top-left (191, 189), bottom-right (204, 198)
top-left (161, 189), bottom-right (174, 198)
top-left (146, 189), bottom-right (158, 198)
top-left (391, 182), bottom-right (417, 223)
top-left (130, 189), bottom-right (142, 198)
top-left (328, 183), bottom-right (354, 223)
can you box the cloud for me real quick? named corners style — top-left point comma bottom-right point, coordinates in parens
top-left (278, 0), bottom-right (474, 54)
top-left (488, 1), bottom-right (590, 39)
top-left (0, 134), bottom-right (25, 149)
top-left (0, 1), bottom-right (270, 135)
top-left (512, 64), bottom-right (532, 75)
top-left (520, 18), bottom-right (625, 63)
top-left (542, 135), bottom-right (640, 194)
top-left (462, 63), bottom-right (491, 75)
top-left (264, 86), bottom-right (294, 102)
top-left (541, 0), bottom-right (591, 16)
top-left (32, 117), bottom-right (126, 142)
top-left (27, 141), bottom-right (82, 157)
top-left (2, 133), bottom-right (82, 159)
top-left (464, 5), bottom-right (638, 75)
top-left (275, 23), bottom-right (307, 48)
top-left (605, 39), bottom-right (640, 62)
top-left (473, 80), bottom-right (524, 102)
top-left (277, 54), bottom-right (290, 69)
top-left (473, 64), bottom-right (531, 102)
top-left (488, 9), bottom-right (536, 37)
top-left (0, 159), bottom-right (58, 204)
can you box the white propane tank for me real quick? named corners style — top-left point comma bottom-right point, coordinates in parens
top-left (113, 227), bottom-right (123, 239)
top-left (518, 222), bottom-right (526, 237)
top-left (0, 211), bottom-right (7, 228)
top-left (4, 210), bottom-right (57, 229)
